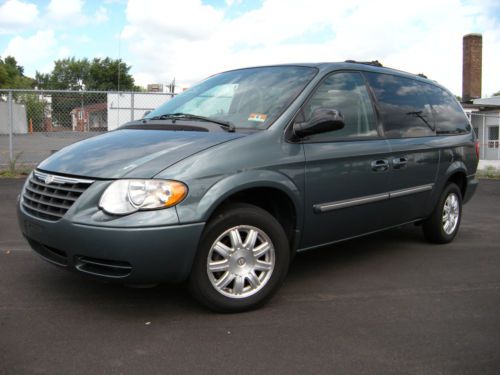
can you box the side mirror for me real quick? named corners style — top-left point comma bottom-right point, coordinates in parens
top-left (293, 108), bottom-right (345, 138)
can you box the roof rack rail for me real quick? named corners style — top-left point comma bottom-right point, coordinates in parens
top-left (344, 60), bottom-right (383, 67)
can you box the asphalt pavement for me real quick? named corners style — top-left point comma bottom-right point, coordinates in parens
top-left (1, 178), bottom-right (499, 375)
top-left (0, 132), bottom-right (101, 167)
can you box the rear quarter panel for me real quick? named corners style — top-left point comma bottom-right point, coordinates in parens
top-left (427, 132), bottom-right (478, 211)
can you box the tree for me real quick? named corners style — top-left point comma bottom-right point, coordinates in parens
top-left (0, 56), bottom-right (35, 89)
top-left (493, 91), bottom-right (500, 97)
top-left (19, 93), bottom-right (47, 130)
top-left (35, 57), bottom-right (137, 91)
top-left (34, 57), bottom-right (139, 129)
top-left (88, 57), bottom-right (136, 91)
top-left (35, 57), bottom-right (89, 90)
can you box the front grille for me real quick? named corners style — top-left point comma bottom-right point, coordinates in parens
top-left (22, 170), bottom-right (94, 221)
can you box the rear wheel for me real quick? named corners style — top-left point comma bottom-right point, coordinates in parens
top-left (423, 183), bottom-right (462, 244)
top-left (189, 203), bottom-right (290, 312)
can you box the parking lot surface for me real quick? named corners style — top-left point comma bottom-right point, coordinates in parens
top-left (0, 132), bottom-right (101, 167)
top-left (1, 178), bottom-right (499, 375)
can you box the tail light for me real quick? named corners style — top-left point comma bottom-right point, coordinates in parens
top-left (475, 139), bottom-right (480, 159)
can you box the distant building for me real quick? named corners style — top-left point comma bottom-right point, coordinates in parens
top-left (147, 84), bottom-right (164, 93)
top-left (463, 97), bottom-right (500, 161)
top-left (71, 102), bottom-right (107, 131)
top-left (460, 33), bottom-right (500, 162)
top-left (462, 33), bottom-right (482, 102)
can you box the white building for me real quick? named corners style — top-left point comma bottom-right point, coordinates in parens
top-left (107, 92), bottom-right (174, 130)
top-left (464, 96), bottom-right (500, 165)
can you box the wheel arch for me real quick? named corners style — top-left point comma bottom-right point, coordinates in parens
top-left (441, 161), bottom-right (468, 197)
top-left (196, 170), bottom-right (303, 251)
top-left (428, 161), bottom-right (468, 212)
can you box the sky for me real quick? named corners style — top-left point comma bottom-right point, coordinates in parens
top-left (0, 0), bottom-right (499, 96)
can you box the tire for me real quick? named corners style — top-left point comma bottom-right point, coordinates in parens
top-left (422, 183), bottom-right (462, 244)
top-left (189, 203), bottom-right (290, 312)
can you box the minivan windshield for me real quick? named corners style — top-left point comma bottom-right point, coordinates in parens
top-left (144, 66), bottom-right (318, 130)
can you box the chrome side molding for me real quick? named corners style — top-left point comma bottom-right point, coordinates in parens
top-left (314, 184), bottom-right (434, 213)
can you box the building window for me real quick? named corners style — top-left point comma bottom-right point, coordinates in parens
top-left (488, 126), bottom-right (499, 148)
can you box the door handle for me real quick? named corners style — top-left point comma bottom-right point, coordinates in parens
top-left (392, 157), bottom-right (408, 169)
top-left (371, 159), bottom-right (389, 172)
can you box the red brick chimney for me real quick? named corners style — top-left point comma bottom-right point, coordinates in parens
top-left (462, 33), bottom-right (482, 102)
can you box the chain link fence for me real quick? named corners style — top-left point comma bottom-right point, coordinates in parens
top-left (0, 89), bottom-right (174, 168)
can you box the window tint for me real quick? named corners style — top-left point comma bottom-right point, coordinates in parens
top-left (301, 72), bottom-right (377, 140)
top-left (427, 85), bottom-right (471, 135)
top-left (365, 72), bottom-right (435, 138)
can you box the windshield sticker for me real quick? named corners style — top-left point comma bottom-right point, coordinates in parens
top-left (248, 113), bottom-right (268, 122)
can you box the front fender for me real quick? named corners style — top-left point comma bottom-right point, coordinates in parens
top-left (175, 169), bottom-right (303, 229)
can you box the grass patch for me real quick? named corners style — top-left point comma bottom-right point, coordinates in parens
top-left (0, 152), bottom-right (33, 178)
top-left (0, 166), bottom-right (32, 178)
top-left (477, 165), bottom-right (500, 179)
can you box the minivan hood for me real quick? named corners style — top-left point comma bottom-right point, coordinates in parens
top-left (37, 129), bottom-right (244, 179)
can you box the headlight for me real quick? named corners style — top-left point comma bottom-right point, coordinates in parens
top-left (99, 179), bottom-right (188, 215)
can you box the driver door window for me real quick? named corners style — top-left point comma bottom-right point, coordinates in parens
top-left (301, 72), bottom-right (378, 140)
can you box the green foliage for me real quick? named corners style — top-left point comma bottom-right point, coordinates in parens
top-left (36, 57), bottom-right (137, 91)
top-left (0, 56), bottom-right (35, 89)
top-left (18, 93), bottom-right (46, 130)
top-left (493, 91), bottom-right (500, 97)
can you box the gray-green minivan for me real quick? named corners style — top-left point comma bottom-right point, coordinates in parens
top-left (17, 62), bottom-right (479, 312)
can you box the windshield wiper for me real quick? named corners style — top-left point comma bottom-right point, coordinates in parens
top-left (149, 113), bottom-right (235, 132)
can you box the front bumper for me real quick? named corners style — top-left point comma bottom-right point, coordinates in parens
top-left (17, 202), bottom-right (205, 284)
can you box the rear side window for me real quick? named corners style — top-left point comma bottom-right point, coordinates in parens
top-left (365, 72), bottom-right (435, 138)
top-left (427, 86), bottom-right (471, 135)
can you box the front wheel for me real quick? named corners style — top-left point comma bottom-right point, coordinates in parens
top-left (189, 203), bottom-right (290, 312)
top-left (422, 183), bottom-right (462, 244)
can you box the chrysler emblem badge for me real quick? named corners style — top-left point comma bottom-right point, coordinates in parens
top-left (44, 175), bottom-right (55, 184)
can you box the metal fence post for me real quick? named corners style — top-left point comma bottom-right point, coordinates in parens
top-left (482, 114), bottom-right (486, 160)
top-left (81, 91), bottom-right (85, 132)
top-left (498, 115), bottom-right (500, 161)
top-left (8, 90), bottom-right (13, 164)
top-left (130, 92), bottom-right (135, 121)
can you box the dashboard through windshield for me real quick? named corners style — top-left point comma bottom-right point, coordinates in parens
top-left (144, 66), bottom-right (318, 130)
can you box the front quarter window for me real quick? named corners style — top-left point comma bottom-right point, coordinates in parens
top-left (145, 66), bottom-right (318, 130)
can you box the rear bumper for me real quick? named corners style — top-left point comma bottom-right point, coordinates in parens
top-left (17, 202), bottom-right (205, 284)
top-left (463, 175), bottom-right (479, 204)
